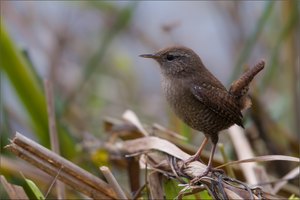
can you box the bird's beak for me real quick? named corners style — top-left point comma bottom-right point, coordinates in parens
top-left (139, 53), bottom-right (160, 59)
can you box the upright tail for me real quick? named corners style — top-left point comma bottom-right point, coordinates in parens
top-left (229, 60), bottom-right (265, 110)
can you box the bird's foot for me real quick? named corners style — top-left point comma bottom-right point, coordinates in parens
top-left (190, 166), bottom-right (224, 185)
top-left (178, 155), bottom-right (204, 177)
top-left (179, 155), bottom-right (202, 171)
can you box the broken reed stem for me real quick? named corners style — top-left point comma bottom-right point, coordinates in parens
top-left (228, 125), bottom-right (258, 185)
top-left (44, 79), bottom-right (65, 199)
top-left (5, 132), bottom-right (117, 199)
top-left (100, 166), bottom-right (128, 200)
top-left (7, 143), bottom-right (106, 199)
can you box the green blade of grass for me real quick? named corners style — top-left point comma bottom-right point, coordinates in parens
top-left (0, 21), bottom-right (49, 145)
top-left (23, 178), bottom-right (45, 200)
top-left (0, 22), bottom-right (76, 158)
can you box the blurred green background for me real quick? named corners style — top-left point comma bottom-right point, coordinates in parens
top-left (1, 1), bottom-right (299, 198)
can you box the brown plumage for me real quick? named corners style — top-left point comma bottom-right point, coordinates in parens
top-left (140, 46), bottom-right (264, 179)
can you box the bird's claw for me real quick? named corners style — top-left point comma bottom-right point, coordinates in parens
top-left (190, 167), bottom-right (225, 185)
top-left (179, 155), bottom-right (202, 172)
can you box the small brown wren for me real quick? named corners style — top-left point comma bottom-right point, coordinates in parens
top-left (140, 46), bottom-right (265, 179)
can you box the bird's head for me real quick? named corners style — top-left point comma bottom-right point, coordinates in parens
top-left (140, 46), bottom-right (204, 78)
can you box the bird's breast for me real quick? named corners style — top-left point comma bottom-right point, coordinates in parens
top-left (162, 78), bottom-right (234, 133)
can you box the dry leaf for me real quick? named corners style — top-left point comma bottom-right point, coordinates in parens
top-left (122, 110), bottom-right (148, 136)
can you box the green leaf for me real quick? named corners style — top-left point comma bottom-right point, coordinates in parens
top-left (0, 21), bottom-right (76, 159)
top-left (23, 178), bottom-right (45, 200)
top-left (164, 179), bottom-right (182, 199)
top-left (0, 21), bottom-right (49, 146)
top-left (163, 179), bottom-right (211, 200)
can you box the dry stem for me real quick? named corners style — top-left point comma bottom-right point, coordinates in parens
top-left (5, 132), bottom-right (117, 199)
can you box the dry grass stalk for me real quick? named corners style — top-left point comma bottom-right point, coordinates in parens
top-left (5, 132), bottom-right (118, 199)
top-left (148, 171), bottom-right (164, 199)
top-left (228, 125), bottom-right (258, 185)
top-left (44, 79), bottom-right (65, 199)
top-left (100, 166), bottom-right (128, 199)
top-left (272, 166), bottom-right (300, 194)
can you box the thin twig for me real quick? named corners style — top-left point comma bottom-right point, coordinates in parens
top-left (45, 166), bottom-right (64, 199)
top-left (272, 166), bottom-right (300, 194)
top-left (132, 184), bottom-right (147, 200)
top-left (44, 79), bottom-right (65, 199)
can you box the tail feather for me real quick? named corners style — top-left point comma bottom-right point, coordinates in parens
top-left (229, 60), bottom-right (265, 110)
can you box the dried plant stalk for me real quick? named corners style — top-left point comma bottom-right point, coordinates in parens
top-left (5, 132), bottom-right (117, 199)
top-left (100, 166), bottom-right (128, 199)
top-left (148, 171), bottom-right (164, 199)
top-left (44, 79), bottom-right (65, 199)
top-left (228, 125), bottom-right (258, 185)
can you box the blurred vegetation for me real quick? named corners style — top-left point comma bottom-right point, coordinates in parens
top-left (0, 1), bottom-right (299, 199)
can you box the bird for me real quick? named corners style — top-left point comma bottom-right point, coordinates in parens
top-left (140, 46), bottom-right (265, 180)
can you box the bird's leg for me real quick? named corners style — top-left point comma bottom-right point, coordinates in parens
top-left (191, 139), bottom-right (224, 184)
top-left (188, 136), bottom-right (209, 163)
top-left (180, 137), bottom-right (209, 171)
top-left (190, 143), bottom-right (217, 184)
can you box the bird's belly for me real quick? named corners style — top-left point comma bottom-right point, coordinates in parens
top-left (166, 89), bottom-right (233, 134)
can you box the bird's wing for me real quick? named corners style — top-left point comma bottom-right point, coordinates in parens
top-left (190, 84), bottom-right (244, 127)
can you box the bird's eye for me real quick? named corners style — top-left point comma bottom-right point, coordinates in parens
top-left (166, 54), bottom-right (176, 61)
